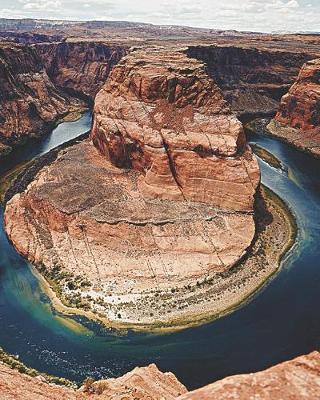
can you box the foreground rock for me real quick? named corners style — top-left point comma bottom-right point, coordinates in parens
top-left (268, 59), bottom-right (320, 156)
top-left (1, 352), bottom-right (319, 399)
top-left (179, 351), bottom-right (320, 400)
top-left (0, 363), bottom-right (186, 400)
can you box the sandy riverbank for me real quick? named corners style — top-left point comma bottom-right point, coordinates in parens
top-left (28, 184), bottom-right (296, 333)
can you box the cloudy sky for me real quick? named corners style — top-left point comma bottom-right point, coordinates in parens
top-left (1, 0), bottom-right (320, 32)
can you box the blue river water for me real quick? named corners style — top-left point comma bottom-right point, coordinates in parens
top-left (0, 113), bottom-right (319, 390)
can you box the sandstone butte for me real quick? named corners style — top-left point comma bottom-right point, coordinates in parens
top-left (1, 351), bottom-right (320, 399)
top-left (268, 58), bottom-right (320, 156)
top-left (4, 46), bottom-right (260, 326)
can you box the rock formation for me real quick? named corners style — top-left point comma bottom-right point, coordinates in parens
top-left (178, 351), bottom-right (320, 400)
top-left (1, 352), bottom-right (319, 399)
top-left (0, 41), bottom-right (126, 158)
top-left (4, 46), bottom-right (260, 327)
top-left (91, 46), bottom-right (259, 211)
top-left (268, 58), bottom-right (320, 156)
top-left (0, 363), bottom-right (187, 400)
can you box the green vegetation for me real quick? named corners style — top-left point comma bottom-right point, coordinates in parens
top-left (0, 160), bottom-right (34, 204)
top-left (250, 143), bottom-right (284, 171)
top-left (0, 347), bottom-right (75, 387)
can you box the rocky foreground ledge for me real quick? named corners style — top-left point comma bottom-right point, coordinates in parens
top-left (1, 352), bottom-right (319, 399)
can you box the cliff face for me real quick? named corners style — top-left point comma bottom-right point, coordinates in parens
top-left (91, 46), bottom-right (259, 212)
top-left (36, 42), bottom-right (127, 101)
top-left (268, 59), bottom-right (320, 156)
top-left (179, 351), bottom-right (320, 400)
top-left (187, 46), bottom-right (314, 119)
top-left (0, 43), bottom-right (85, 145)
top-left (1, 352), bottom-right (319, 399)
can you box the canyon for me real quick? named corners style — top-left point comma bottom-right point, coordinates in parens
top-left (1, 18), bottom-right (320, 400)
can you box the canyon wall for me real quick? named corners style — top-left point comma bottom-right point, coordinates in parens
top-left (36, 42), bottom-right (127, 101)
top-left (187, 45), bottom-right (315, 119)
top-left (0, 41), bottom-right (127, 157)
top-left (268, 58), bottom-right (320, 156)
top-left (0, 43), bottom-right (85, 149)
top-left (1, 352), bottom-right (319, 399)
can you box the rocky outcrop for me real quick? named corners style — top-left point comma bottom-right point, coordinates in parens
top-left (187, 46), bottom-right (315, 119)
top-left (0, 43), bottom-right (86, 145)
top-left (1, 352), bottom-right (319, 399)
top-left (268, 59), bottom-right (320, 156)
top-left (0, 363), bottom-right (186, 400)
top-left (92, 46), bottom-right (259, 212)
top-left (36, 42), bottom-right (127, 101)
top-left (178, 351), bottom-right (320, 400)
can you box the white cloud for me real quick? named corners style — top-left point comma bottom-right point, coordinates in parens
top-left (0, 0), bottom-right (320, 32)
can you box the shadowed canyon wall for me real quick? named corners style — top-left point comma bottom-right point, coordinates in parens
top-left (186, 46), bottom-right (315, 120)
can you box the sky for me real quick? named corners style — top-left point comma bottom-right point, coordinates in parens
top-left (0, 0), bottom-right (320, 33)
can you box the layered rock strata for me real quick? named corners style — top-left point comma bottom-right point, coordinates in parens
top-left (91, 47), bottom-right (259, 211)
top-left (5, 46), bottom-right (261, 326)
top-left (1, 352), bottom-right (319, 399)
top-left (268, 59), bottom-right (320, 156)
top-left (0, 41), bottom-right (126, 157)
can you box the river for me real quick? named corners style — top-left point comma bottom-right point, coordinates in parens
top-left (0, 112), bottom-right (319, 390)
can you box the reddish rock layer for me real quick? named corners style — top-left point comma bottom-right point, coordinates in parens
top-left (91, 46), bottom-right (260, 212)
top-left (187, 45), bottom-right (315, 118)
top-left (179, 351), bottom-right (320, 400)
